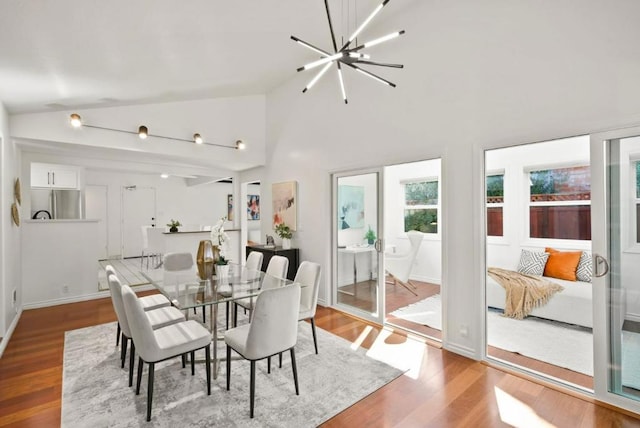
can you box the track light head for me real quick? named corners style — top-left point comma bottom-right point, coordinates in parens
top-left (138, 126), bottom-right (148, 139)
top-left (236, 140), bottom-right (246, 150)
top-left (193, 133), bottom-right (203, 144)
top-left (70, 113), bottom-right (82, 128)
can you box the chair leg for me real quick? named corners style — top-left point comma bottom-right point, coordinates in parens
top-left (233, 303), bottom-right (238, 328)
top-left (279, 352), bottom-right (283, 368)
top-left (226, 345), bottom-right (231, 391)
top-left (290, 348), bottom-right (299, 395)
top-left (190, 350), bottom-right (195, 376)
top-left (136, 357), bottom-right (144, 394)
top-left (250, 360), bottom-right (256, 418)
top-left (205, 345), bottom-right (211, 395)
top-left (267, 356), bottom-right (271, 374)
top-left (116, 323), bottom-right (121, 346)
top-left (225, 301), bottom-right (229, 330)
top-left (146, 362), bottom-right (155, 422)
top-left (202, 307), bottom-right (206, 324)
top-left (129, 341), bottom-right (136, 387)
top-left (181, 353), bottom-right (186, 368)
top-left (311, 318), bottom-right (319, 354)
top-left (121, 335), bottom-right (128, 368)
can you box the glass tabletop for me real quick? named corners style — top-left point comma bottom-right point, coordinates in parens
top-left (141, 263), bottom-right (291, 311)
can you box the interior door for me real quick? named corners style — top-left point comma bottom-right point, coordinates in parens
top-left (591, 127), bottom-right (640, 410)
top-left (332, 169), bottom-right (384, 324)
top-left (85, 184), bottom-right (108, 260)
top-left (121, 186), bottom-right (157, 258)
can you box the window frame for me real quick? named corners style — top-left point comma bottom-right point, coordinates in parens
top-left (525, 164), bottom-right (592, 242)
top-left (401, 177), bottom-right (440, 238)
top-left (486, 172), bottom-right (505, 239)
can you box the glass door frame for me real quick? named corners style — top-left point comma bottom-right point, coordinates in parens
top-left (331, 167), bottom-right (386, 325)
top-left (591, 125), bottom-right (640, 413)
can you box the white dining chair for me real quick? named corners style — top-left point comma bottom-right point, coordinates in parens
top-left (106, 265), bottom-right (171, 346)
top-left (162, 252), bottom-right (207, 323)
top-left (245, 251), bottom-right (264, 271)
top-left (122, 285), bottom-right (212, 422)
top-left (225, 284), bottom-right (301, 418)
top-left (107, 274), bottom-right (186, 387)
top-left (234, 255), bottom-right (289, 326)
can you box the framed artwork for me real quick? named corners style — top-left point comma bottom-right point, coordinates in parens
top-left (272, 181), bottom-right (297, 230)
top-left (247, 194), bottom-right (260, 220)
top-left (338, 185), bottom-right (364, 230)
top-left (227, 194), bottom-right (233, 221)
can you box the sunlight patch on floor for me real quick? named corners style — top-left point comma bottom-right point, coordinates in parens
top-left (365, 326), bottom-right (426, 379)
top-left (350, 325), bottom-right (374, 351)
top-left (494, 386), bottom-right (556, 428)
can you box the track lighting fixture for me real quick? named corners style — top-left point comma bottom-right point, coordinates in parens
top-left (138, 126), bottom-right (148, 139)
top-left (292, 0), bottom-right (405, 104)
top-left (68, 114), bottom-right (244, 150)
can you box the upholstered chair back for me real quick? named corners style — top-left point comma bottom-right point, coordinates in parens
top-left (105, 265), bottom-right (117, 279)
top-left (295, 261), bottom-right (322, 321)
top-left (163, 252), bottom-right (194, 271)
top-left (107, 275), bottom-right (131, 337)
top-left (244, 284), bottom-right (301, 360)
top-left (121, 285), bottom-right (158, 360)
top-left (262, 255), bottom-right (289, 291)
top-left (245, 251), bottom-right (264, 272)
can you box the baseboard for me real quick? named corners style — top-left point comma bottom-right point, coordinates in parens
top-left (23, 291), bottom-right (112, 309)
top-left (444, 342), bottom-right (478, 360)
top-left (410, 274), bottom-right (441, 285)
top-left (625, 313), bottom-right (640, 323)
top-left (0, 309), bottom-right (22, 358)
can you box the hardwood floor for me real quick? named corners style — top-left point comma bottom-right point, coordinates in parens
top-left (1, 293), bottom-right (639, 427)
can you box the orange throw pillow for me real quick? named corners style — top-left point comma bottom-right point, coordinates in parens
top-left (543, 247), bottom-right (582, 281)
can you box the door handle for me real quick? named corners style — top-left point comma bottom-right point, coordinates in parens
top-left (594, 253), bottom-right (610, 277)
top-left (47, 172), bottom-right (50, 185)
top-left (52, 172), bottom-right (55, 185)
top-left (374, 239), bottom-right (382, 253)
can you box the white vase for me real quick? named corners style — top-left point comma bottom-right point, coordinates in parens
top-left (215, 264), bottom-right (229, 278)
top-left (282, 238), bottom-right (291, 249)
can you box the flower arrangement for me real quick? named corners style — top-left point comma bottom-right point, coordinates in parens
top-left (166, 219), bottom-right (181, 232)
top-left (210, 217), bottom-right (230, 264)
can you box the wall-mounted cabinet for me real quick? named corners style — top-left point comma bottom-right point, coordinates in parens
top-left (31, 163), bottom-right (79, 189)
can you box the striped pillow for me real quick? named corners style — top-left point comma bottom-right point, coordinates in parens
top-left (516, 249), bottom-right (549, 276)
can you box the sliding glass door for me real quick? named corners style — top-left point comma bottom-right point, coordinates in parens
top-left (591, 127), bottom-right (640, 409)
top-left (332, 170), bottom-right (384, 324)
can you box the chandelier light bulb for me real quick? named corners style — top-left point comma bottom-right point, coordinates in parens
top-left (138, 126), bottom-right (148, 139)
top-left (70, 113), bottom-right (82, 128)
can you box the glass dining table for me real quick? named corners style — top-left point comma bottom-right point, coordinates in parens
top-left (141, 263), bottom-right (292, 378)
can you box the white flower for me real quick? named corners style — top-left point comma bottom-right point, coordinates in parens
top-left (210, 217), bottom-right (230, 248)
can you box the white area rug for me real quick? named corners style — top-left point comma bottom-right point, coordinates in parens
top-left (390, 295), bottom-right (640, 388)
top-left (62, 318), bottom-right (403, 427)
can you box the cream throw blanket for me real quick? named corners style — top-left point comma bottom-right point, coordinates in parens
top-left (487, 267), bottom-right (564, 320)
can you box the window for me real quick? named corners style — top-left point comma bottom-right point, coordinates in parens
top-left (486, 174), bottom-right (504, 237)
top-left (636, 161), bottom-right (640, 243)
top-left (404, 180), bottom-right (438, 233)
top-left (529, 165), bottom-right (591, 240)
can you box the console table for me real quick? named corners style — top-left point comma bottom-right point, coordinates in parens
top-left (246, 245), bottom-right (299, 280)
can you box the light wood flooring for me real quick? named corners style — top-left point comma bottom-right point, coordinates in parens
top-left (1, 291), bottom-right (638, 427)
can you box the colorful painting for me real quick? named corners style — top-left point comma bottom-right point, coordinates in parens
top-left (247, 194), bottom-right (260, 220)
top-left (227, 194), bottom-right (233, 221)
top-left (272, 181), bottom-right (297, 230)
top-left (338, 185), bottom-right (364, 230)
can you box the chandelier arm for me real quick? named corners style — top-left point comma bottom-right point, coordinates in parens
top-left (324, 0), bottom-right (339, 53)
top-left (353, 60), bottom-right (404, 69)
top-left (302, 62), bottom-right (333, 93)
top-left (349, 30), bottom-right (406, 53)
top-left (342, 61), bottom-right (397, 87)
top-left (340, 0), bottom-right (392, 51)
top-left (291, 35), bottom-right (332, 57)
top-left (336, 63), bottom-right (348, 104)
top-left (297, 52), bottom-right (343, 72)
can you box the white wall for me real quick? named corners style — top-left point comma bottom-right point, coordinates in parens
top-left (385, 159), bottom-right (442, 284)
top-left (262, 0), bottom-right (640, 362)
top-left (0, 101), bottom-right (22, 352)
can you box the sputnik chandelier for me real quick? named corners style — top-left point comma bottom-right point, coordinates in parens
top-left (292, 0), bottom-right (405, 104)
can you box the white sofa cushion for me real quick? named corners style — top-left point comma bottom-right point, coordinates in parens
top-left (487, 274), bottom-right (592, 328)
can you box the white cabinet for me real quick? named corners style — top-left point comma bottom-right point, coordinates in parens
top-left (31, 163), bottom-right (79, 189)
